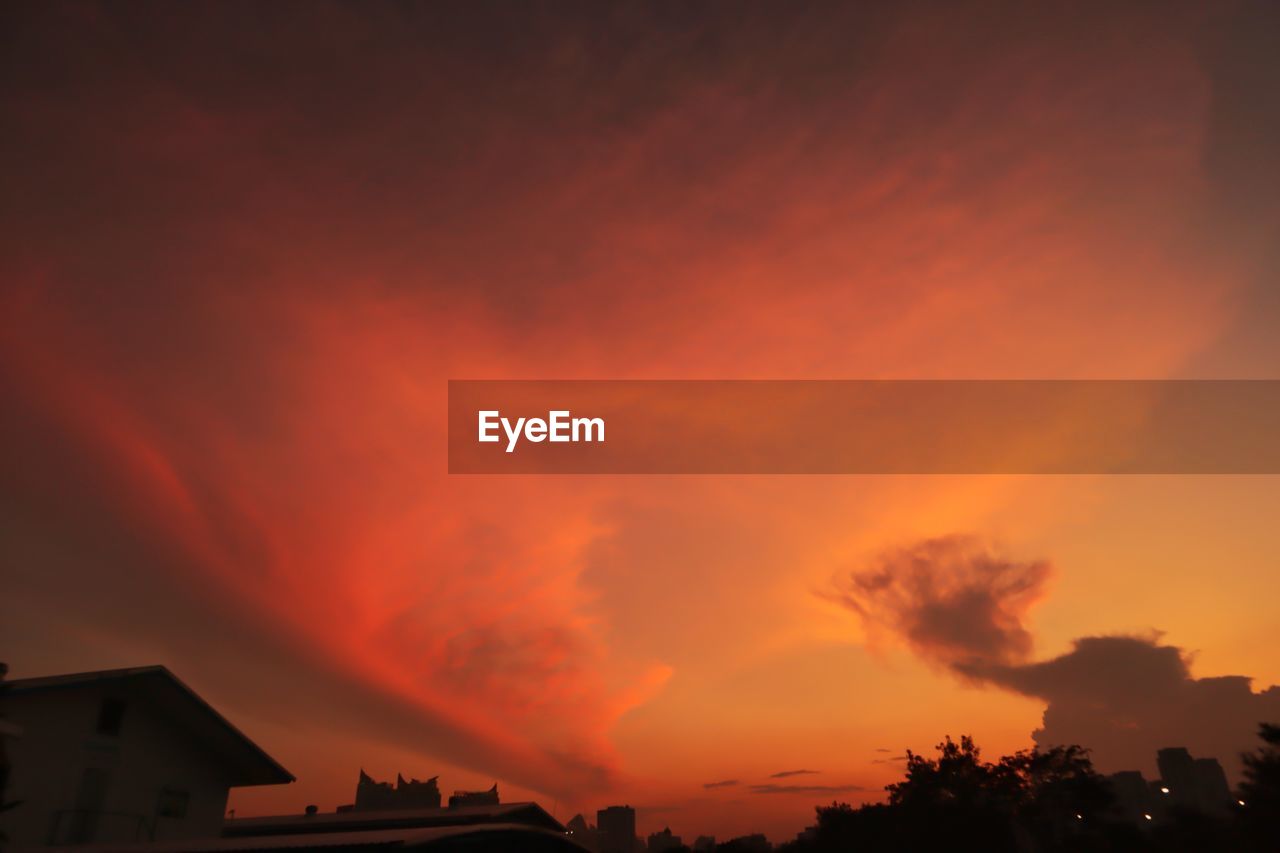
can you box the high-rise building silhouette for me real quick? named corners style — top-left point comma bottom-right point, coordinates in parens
top-left (597, 805), bottom-right (637, 853)
top-left (1157, 747), bottom-right (1233, 815)
top-left (1108, 746), bottom-right (1239, 824)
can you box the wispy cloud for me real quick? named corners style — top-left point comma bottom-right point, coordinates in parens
top-left (749, 783), bottom-right (867, 795)
top-left (702, 779), bottom-right (739, 790)
top-left (768, 769), bottom-right (820, 778)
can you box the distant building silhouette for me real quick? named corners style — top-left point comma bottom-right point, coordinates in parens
top-left (566, 813), bottom-right (598, 851)
top-left (1106, 769), bottom-right (1162, 823)
top-left (352, 770), bottom-right (442, 811)
top-left (692, 835), bottom-right (716, 851)
top-left (449, 783), bottom-right (500, 808)
top-left (597, 805), bottom-right (636, 853)
top-left (647, 826), bottom-right (683, 852)
top-left (1107, 745), bottom-right (1238, 824)
top-left (0, 666), bottom-right (292, 847)
top-left (1157, 747), bottom-right (1233, 816)
top-left (1193, 758), bottom-right (1233, 808)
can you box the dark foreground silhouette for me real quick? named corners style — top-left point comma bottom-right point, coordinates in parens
top-left (766, 727), bottom-right (1280, 853)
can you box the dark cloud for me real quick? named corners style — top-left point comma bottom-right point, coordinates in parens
top-left (768, 769), bottom-right (820, 778)
top-left (829, 535), bottom-right (1050, 669)
top-left (834, 538), bottom-right (1280, 784)
top-left (960, 634), bottom-right (1280, 782)
top-left (702, 780), bottom-right (739, 790)
top-left (749, 784), bottom-right (868, 796)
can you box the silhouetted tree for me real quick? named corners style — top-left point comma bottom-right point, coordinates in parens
top-left (886, 735), bottom-right (1017, 850)
top-left (811, 801), bottom-right (897, 851)
top-left (1240, 722), bottom-right (1280, 850)
top-left (783, 729), bottom-right (1280, 853)
top-left (799, 736), bottom-right (1134, 853)
top-left (995, 744), bottom-right (1114, 848)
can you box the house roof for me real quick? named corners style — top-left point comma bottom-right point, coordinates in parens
top-left (72, 822), bottom-right (588, 852)
top-left (224, 802), bottom-right (564, 838)
top-left (3, 665), bottom-right (294, 787)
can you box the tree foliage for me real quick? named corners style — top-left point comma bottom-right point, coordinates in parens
top-left (1240, 722), bottom-right (1280, 849)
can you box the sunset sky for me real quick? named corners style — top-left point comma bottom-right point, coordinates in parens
top-left (3, 0), bottom-right (1280, 843)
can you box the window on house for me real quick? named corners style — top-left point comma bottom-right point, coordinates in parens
top-left (157, 788), bottom-right (190, 819)
top-left (96, 698), bottom-right (126, 736)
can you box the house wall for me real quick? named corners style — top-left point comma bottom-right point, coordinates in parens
top-left (0, 683), bottom-right (231, 846)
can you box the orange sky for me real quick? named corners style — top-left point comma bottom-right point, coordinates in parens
top-left (3, 0), bottom-right (1279, 842)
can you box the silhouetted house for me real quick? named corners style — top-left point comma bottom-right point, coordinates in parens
top-left (352, 769), bottom-right (442, 810)
top-left (211, 800), bottom-right (578, 851)
top-left (0, 672), bottom-right (19, 819)
top-left (596, 805), bottom-right (636, 853)
top-left (692, 835), bottom-right (716, 851)
top-left (0, 715), bottom-right (19, 781)
top-left (0, 665), bottom-right (293, 847)
top-left (647, 826), bottom-right (682, 852)
top-left (449, 783), bottom-right (500, 808)
top-left (77, 817), bottom-right (585, 853)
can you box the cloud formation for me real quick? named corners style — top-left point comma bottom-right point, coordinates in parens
top-left (703, 780), bottom-right (739, 790)
top-left (830, 536), bottom-right (1051, 669)
top-left (835, 539), bottom-right (1280, 783)
top-left (769, 769), bottom-right (820, 779)
top-left (749, 784), bottom-right (868, 796)
top-left (960, 634), bottom-right (1280, 782)
top-left (4, 0), bottom-right (1279, 839)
